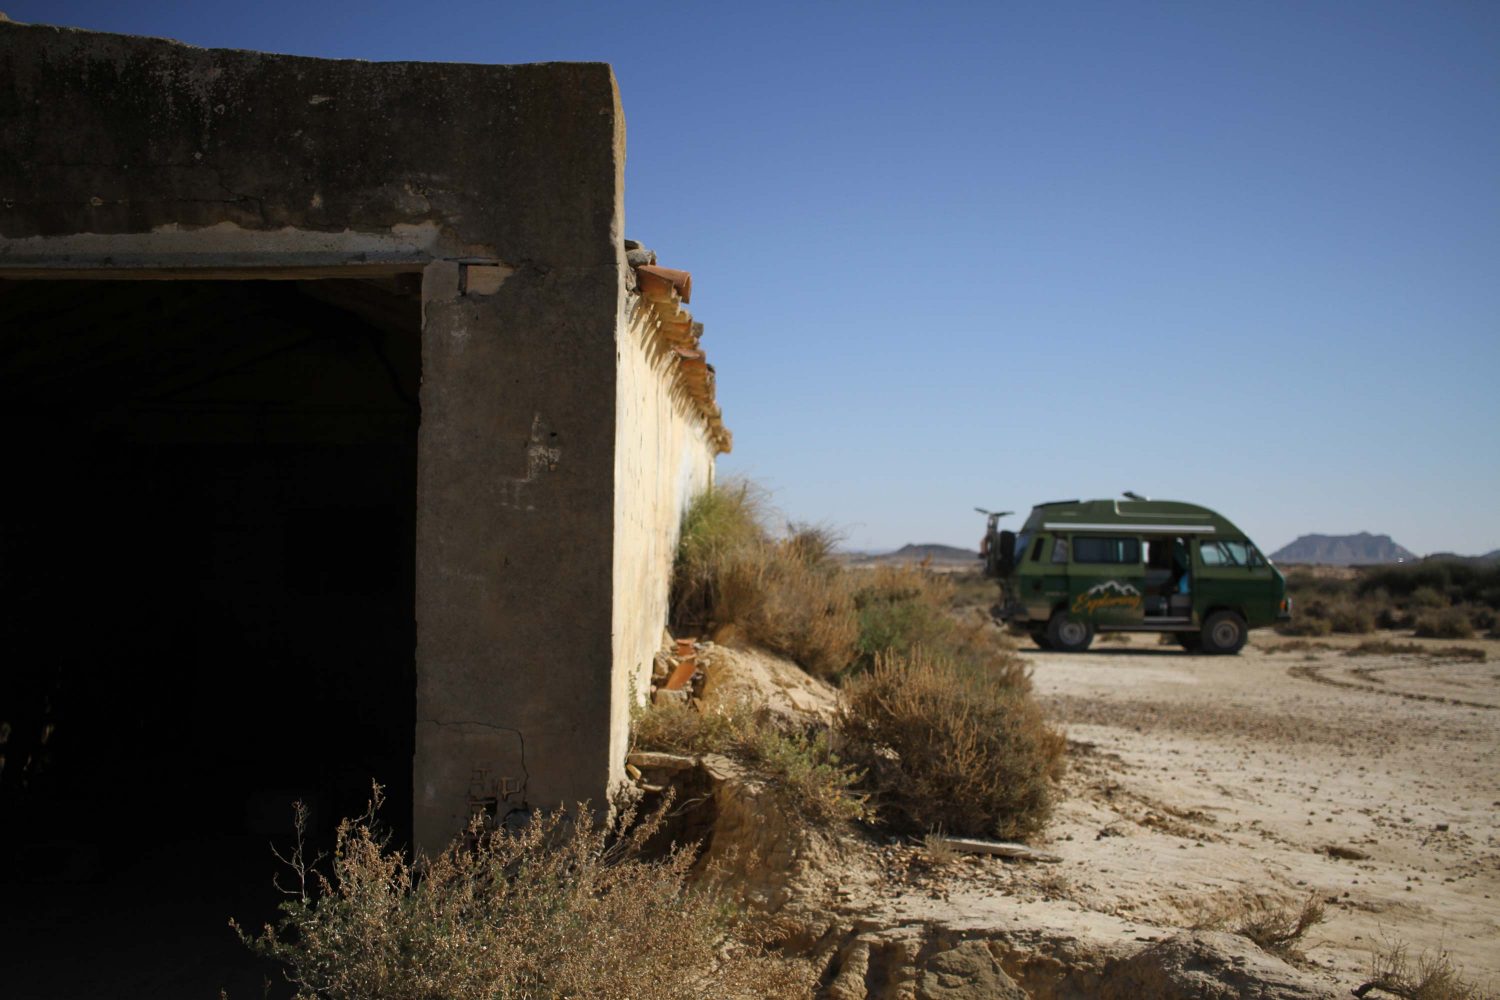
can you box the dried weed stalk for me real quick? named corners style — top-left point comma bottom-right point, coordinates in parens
top-left (1356, 941), bottom-right (1494, 1000)
top-left (235, 788), bottom-right (810, 1000)
top-left (1188, 891), bottom-right (1326, 963)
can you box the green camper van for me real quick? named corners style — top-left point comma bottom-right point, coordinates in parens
top-left (980, 496), bottom-right (1291, 654)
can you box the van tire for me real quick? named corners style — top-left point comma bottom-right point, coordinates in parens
top-left (1200, 611), bottom-right (1247, 655)
top-left (1046, 612), bottom-right (1093, 652)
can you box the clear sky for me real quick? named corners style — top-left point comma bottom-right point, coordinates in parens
top-left (9, 0), bottom-right (1498, 555)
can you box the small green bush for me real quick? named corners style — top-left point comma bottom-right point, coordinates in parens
top-left (632, 699), bottom-right (866, 824)
top-left (1408, 585), bottom-right (1448, 610)
top-left (237, 793), bottom-right (810, 1000)
top-left (838, 650), bottom-right (1064, 841)
top-left (1414, 608), bottom-right (1475, 640)
top-left (851, 565), bottom-right (1020, 676)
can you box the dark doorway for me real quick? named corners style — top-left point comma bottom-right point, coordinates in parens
top-left (0, 276), bottom-right (421, 997)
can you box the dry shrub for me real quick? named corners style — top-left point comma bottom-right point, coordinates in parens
top-left (671, 483), bottom-right (857, 677)
top-left (1277, 615), bottom-right (1333, 637)
top-left (1274, 639), bottom-right (1335, 653)
top-left (1327, 598), bottom-right (1378, 634)
top-left (1414, 608), bottom-right (1475, 640)
top-left (632, 697), bottom-right (758, 757)
top-left (632, 699), bottom-right (866, 825)
top-left (852, 565), bottom-right (1017, 674)
top-left (1408, 585), bottom-right (1450, 610)
top-left (1189, 892), bottom-right (1326, 963)
top-left (838, 650), bottom-right (1064, 841)
top-left (1460, 603), bottom-right (1496, 632)
top-left (1359, 942), bottom-right (1493, 1000)
top-left (1280, 594), bottom-right (1377, 635)
top-left (1345, 640), bottom-right (1486, 661)
top-left (236, 792), bottom-right (810, 1000)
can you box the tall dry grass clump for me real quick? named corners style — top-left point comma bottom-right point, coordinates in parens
top-left (236, 793), bottom-right (810, 1000)
top-left (838, 650), bottom-right (1064, 841)
top-left (671, 482), bottom-right (857, 677)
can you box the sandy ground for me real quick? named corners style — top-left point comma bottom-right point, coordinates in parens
top-left (842, 628), bottom-right (1500, 994)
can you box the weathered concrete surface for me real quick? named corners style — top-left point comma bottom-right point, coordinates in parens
top-left (609, 294), bottom-right (717, 769)
top-left (0, 21), bottom-right (724, 852)
top-left (415, 259), bottom-right (623, 846)
top-left (0, 19), bottom-right (619, 267)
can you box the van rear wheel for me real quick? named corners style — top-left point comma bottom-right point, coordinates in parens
top-left (1200, 611), bottom-right (1247, 655)
top-left (1046, 612), bottom-right (1093, 652)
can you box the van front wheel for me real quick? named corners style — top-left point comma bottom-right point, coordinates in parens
top-left (1200, 611), bottom-right (1247, 655)
top-left (1046, 613), bottom-right (1093, 652)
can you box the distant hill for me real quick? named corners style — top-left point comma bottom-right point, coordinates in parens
top-left (1421, 549), bottom-right (1500, 565)
top-left (887, 543), bottom-right (978, 563)
top-left (1270, 533), bottom-right (1416, 566)
top-left (845, 543), bottom-right (979, 566)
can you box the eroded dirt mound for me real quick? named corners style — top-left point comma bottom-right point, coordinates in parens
top-left (1097, 931), bottom-right (1332, 1000)
top-left (697, 641), bottom-right (841, 723)
top-left (628, 749), bottom-right (846, 922)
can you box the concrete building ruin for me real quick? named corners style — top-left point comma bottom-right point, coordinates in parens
top-left (0, 18), bottom-right (730, 867)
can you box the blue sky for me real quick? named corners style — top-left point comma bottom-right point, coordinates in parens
top-left (10, 1), bottom-right (1498, 555)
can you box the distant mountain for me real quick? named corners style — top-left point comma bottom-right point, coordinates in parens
top-left (1270, 533), bottom-right (1416, 566)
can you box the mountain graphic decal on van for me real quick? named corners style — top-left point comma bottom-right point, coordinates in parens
top-left (1072, 580), bottom-right (1143, 615)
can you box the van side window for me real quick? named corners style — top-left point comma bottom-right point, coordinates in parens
top-left (1200, 540), bottom-right (1252, 566)
top-left (1073, 536), bottom-right (1141, 564)
top-left (1030, 537), bottom-right (1045, 562)
top-left (1051, 537), bottom-right (1069, 564)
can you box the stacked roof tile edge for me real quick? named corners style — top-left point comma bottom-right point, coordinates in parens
top-left (631, 263), bottom-right (733, 455)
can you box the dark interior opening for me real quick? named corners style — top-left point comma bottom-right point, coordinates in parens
top-left (0, 276), bottom-right (422, 997)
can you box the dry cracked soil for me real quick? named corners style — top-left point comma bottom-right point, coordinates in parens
top-left (826, 629), bottom-right (1498, 996)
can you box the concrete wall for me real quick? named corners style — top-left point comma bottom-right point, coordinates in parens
top-left (0, 20), bottom-right (719, 852)
top-left (609, 295), bottom-right (719, 774)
